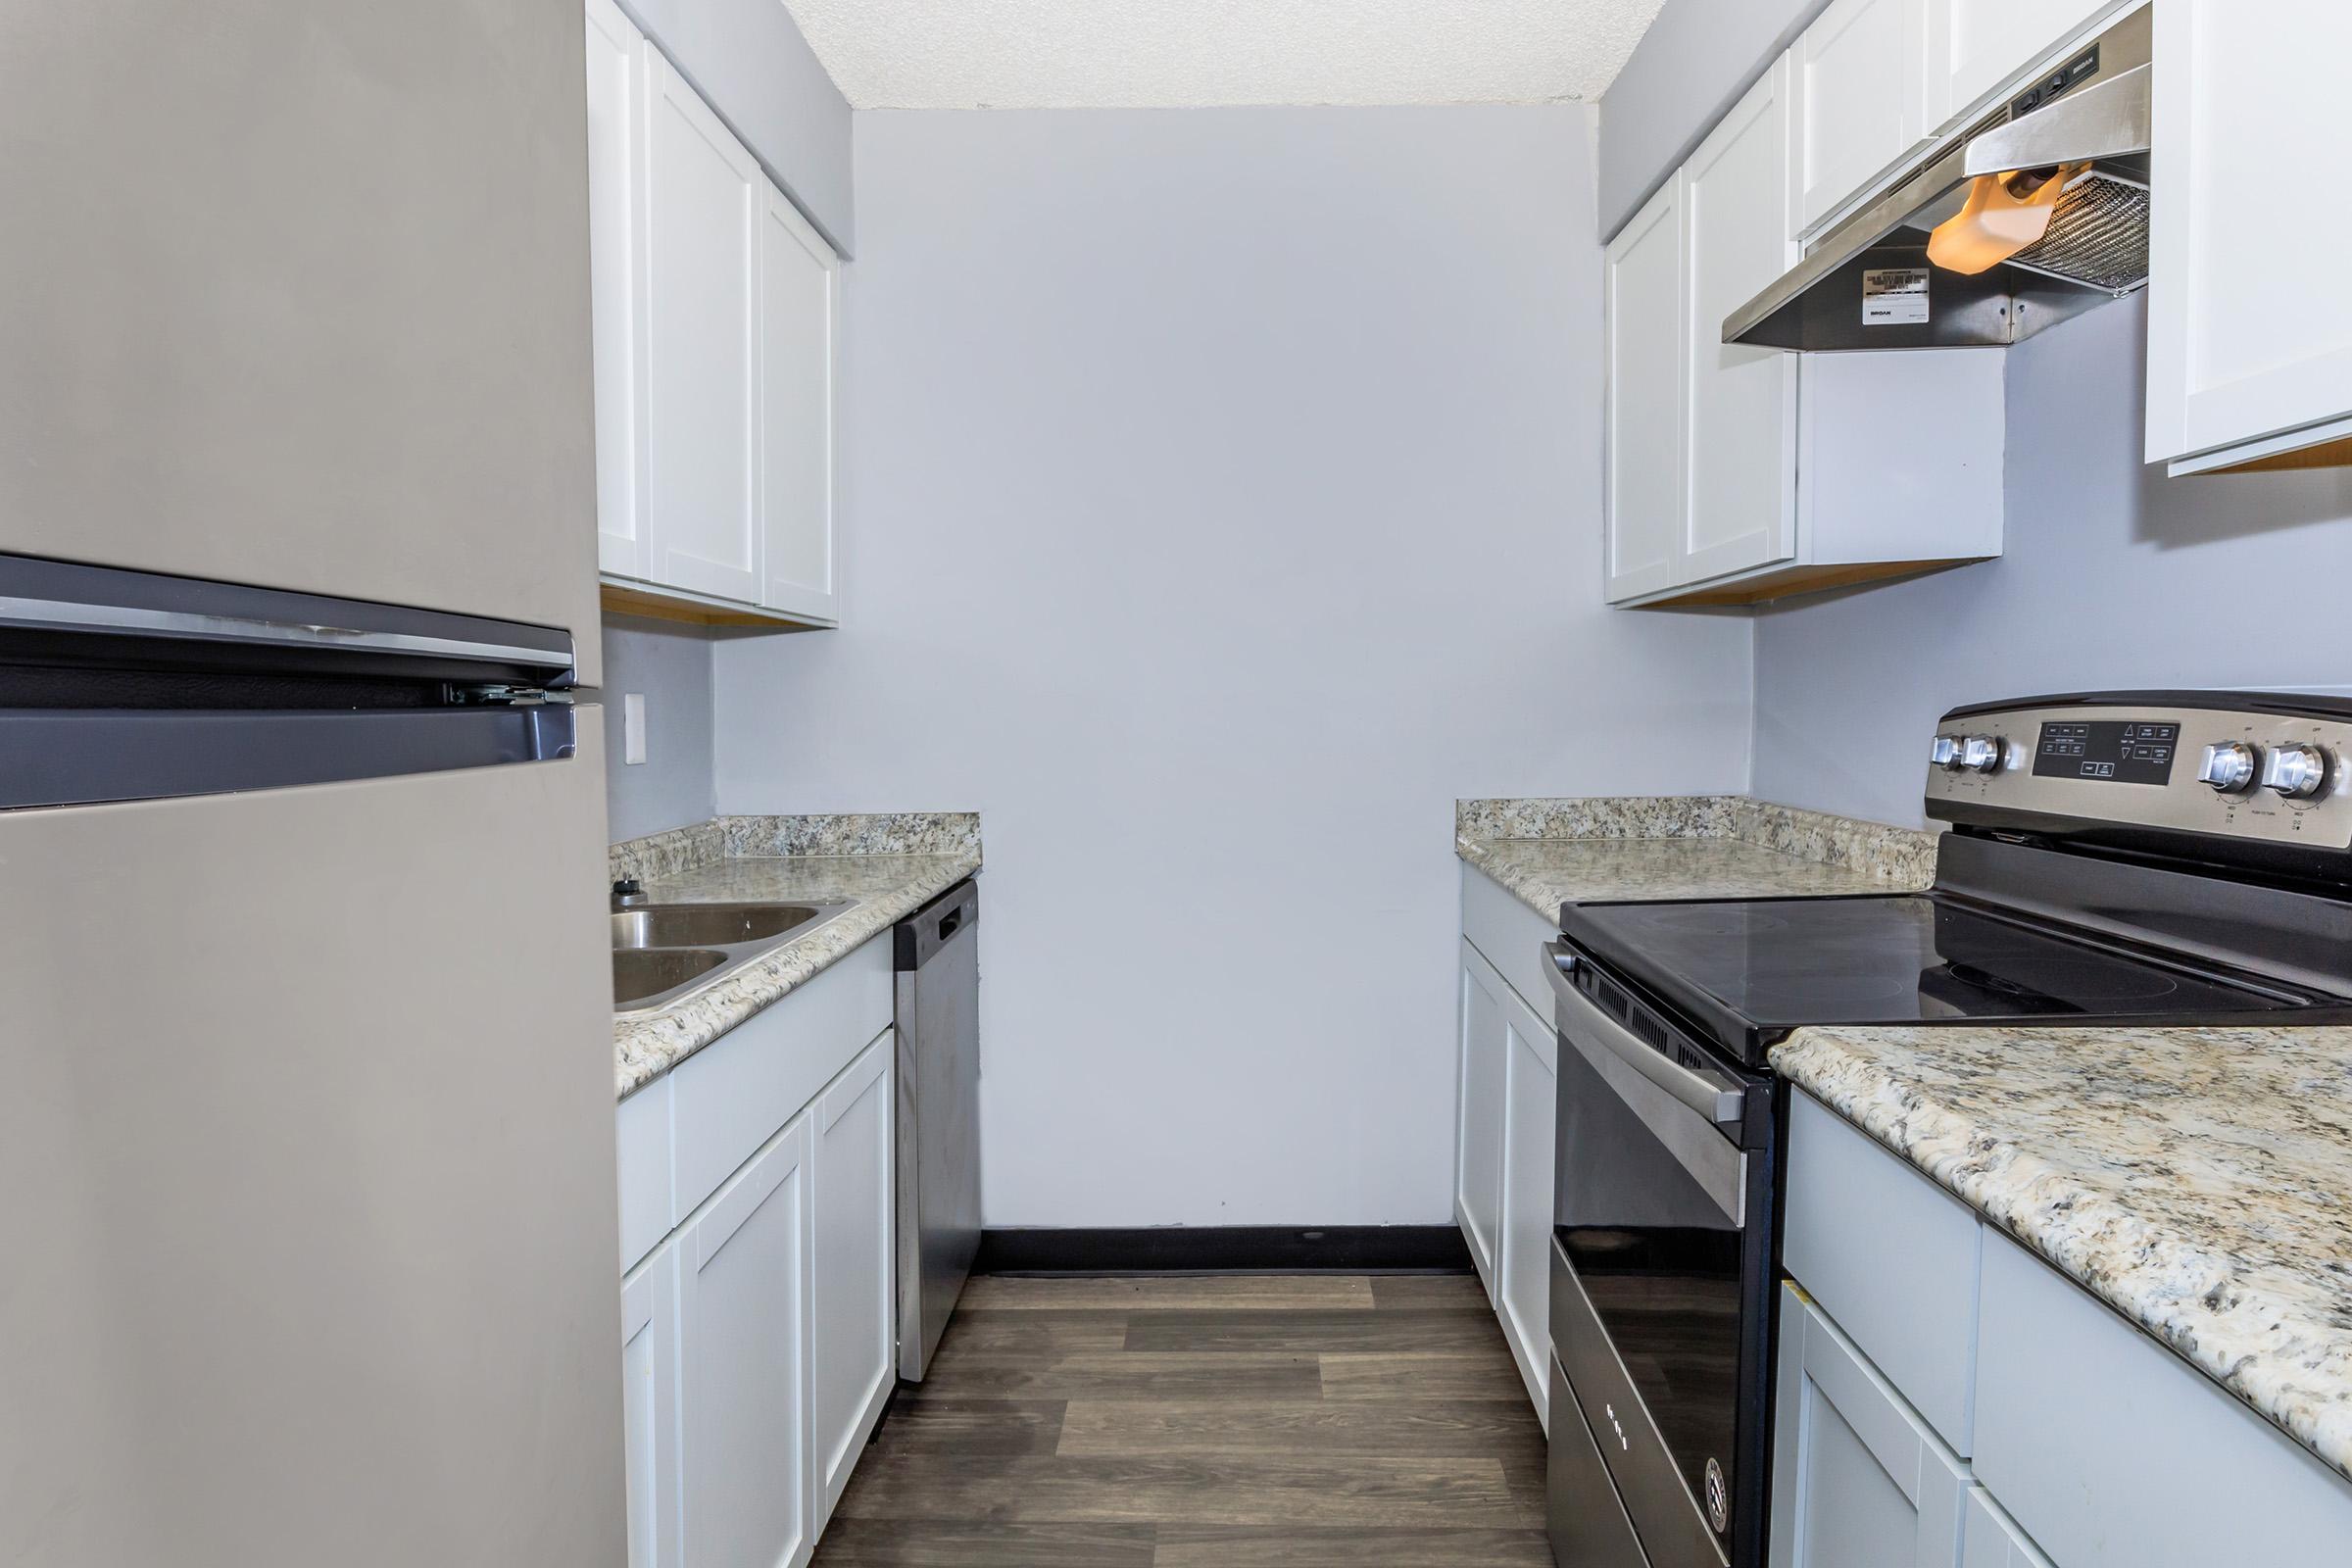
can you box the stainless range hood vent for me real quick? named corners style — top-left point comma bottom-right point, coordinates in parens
top-left (1724, 8), bottom-right (2152, 352)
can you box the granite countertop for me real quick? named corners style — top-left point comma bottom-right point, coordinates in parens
top-left (610, 814), bottom-right (980, 1101)
top-left (1455, 795), bottom-right (1938, 916)
top-left (1774, 1023), bottom-right (2352, 1486)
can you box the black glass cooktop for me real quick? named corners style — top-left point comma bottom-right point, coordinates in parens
top-left (1560, 893), bottom-right (2315, 1066)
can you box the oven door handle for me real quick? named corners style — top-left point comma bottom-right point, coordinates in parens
top-left (1544, 942), bottom-right (1747, 1129)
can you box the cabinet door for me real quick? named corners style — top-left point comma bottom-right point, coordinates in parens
top-left (758, 184), bottom-right (842, 623)
top-left (811, 1033), bottom-right (895, 1519)
top-left (678, 1112), bottom-right (815, 1568)
top-left (1961, 1491), bottom-right (2055, 1568)
top-left (621, 1243), bottom-right (682, 1568)
top-left (2145, 0), bottom-right (2352, 471)
top-left (644, 56), bottom-right (762, 604)
top-left (1924, 0), bottom-right (2108, 131)
top-left (1681, 57), bottom-right (1799, 586)
top-left (584, 0), bottom-right (650, 580)
top-left (1771, 1285), bottom-right (1972, 1568)
top-left (1453, 941), bottom-right (1508, 1294)
top-left (1496, 987), bottom-right (1557, 1429)
top-left (1791, 0), bottom-right (1928, 237)
top-left (1603, 177), bottom-right (1687, 604)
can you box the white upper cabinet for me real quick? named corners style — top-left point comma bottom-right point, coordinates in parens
top-left (1681, 57), bottom-right (1799, 585)
top-left (584, 0), bottom-right (650, 581)
top-left (1603, 44), bottom-right (2004, 609)
top-left (758, 186), bottom-right (842, 623)
top-left (1790, 0), bottom-right (1928, 238)
top-left (1603, 177), bottom-right (1687, 605)
top-left (2145, 0), bottom-right (2352, 474)
top-left (645, 55), bottom-right (763, 605)
top-left (584, 4), bottom-right (845, 627)
top-left (1924, 0), bottom-right (2112, 131)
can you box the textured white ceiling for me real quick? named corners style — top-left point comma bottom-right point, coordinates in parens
top-left (782, 0), bottom-right (1671, 110)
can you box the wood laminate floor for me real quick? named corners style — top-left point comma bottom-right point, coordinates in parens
top-left (814, 1273), bottom-right (1551, 1567)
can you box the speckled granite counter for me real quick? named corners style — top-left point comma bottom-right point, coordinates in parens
top-left (1456, 795), bottom-right (1936, 918)
top-left (1773, 1023), bottom-right (2352, 1485)
top-left (611, 814), bottom-right (980, 1101)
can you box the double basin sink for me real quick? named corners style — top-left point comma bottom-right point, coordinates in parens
top-left (612, 900), bottom-right (855, 1013)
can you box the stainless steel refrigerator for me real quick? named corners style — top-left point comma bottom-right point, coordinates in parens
top-left (0, 2), bottom-right (624, 1563)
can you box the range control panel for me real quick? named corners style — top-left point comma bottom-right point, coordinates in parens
top-left (1924, 697), bottom-right (2352, 849)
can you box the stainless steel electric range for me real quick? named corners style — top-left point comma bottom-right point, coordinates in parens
top-left (1541, 692), bottom-right (2352, 1568)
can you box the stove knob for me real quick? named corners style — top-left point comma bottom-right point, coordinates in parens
top-left (2261, 743), bottom-right (2329, 800)
top-left (1956, 734), bottom-right (2003, 773)
top-left (2197, 741), bottom-right (2258, 794)
top-left (1930, 735), bottom-right (1962, 769)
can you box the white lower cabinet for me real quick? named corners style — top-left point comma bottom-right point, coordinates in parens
top-left (1771, 1283), bottom-right (1973, 1568)
top-left (1453, 867), bottom-right (1561, 1432)
top-left (678, 1111), bottom-right (815, 1568)
top-left (622, 1243), bottom-right (683, 1568)
top-left (1495, 986), bottom-right (1556, 1428)
top-left (1453, 940), bottom-right (1508, 1291)
top-left (616, 933), bottom-right (899, 1565)
top-left (811, 1034), bottom-right (896, 1520)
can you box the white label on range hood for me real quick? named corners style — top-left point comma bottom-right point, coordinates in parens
top-left (1862, 268), bottom-right (1930, 325)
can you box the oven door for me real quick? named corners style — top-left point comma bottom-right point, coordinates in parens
top-left (1544, 941), bottom-right (1769, 1568)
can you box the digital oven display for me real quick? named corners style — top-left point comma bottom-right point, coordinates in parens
top-left (2033, 720), bottom-right (2180, 784)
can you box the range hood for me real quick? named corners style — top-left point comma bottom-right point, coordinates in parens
top-left (1726, 7), bottom-right (2151, 352)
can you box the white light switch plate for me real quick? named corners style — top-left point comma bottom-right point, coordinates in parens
top-left (622, 693), bottom-right (647, 764)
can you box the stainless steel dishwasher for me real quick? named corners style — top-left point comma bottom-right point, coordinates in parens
top-left (894, 879), bottom-right (981, 1381)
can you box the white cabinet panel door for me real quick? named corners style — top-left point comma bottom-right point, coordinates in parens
top-left (645, 56), bottom-right (762, 604)
top-left (1924, 0), bottom-right (2108, 130)
top-left (1792, 0), bottom-right (1928, 237)
top-left (584, 0), bottom-right (650, 580)
top-left (759, 184), bottom-right (841, 623)
top-left (621, 1244), bottom-right (683, 1568)
top-left (1604, 177), bottom-right (1687, 604)
top-left (2145, 0), bottom-right (2352, 470)
top-left (1961, 1491), bottom-right (2055, 1568)
top-left (678, 1112), bottom-right (815, 1568)
top-left (1771, 1285), bottom-right (1972, 1568)
top-left (811, 1033), bottom-right (895, 1519)
top-left (1454, 941), bottom-right (1509, 1294)
top-left (1682, 58), bottom-right (1799, 585)
top-left (1496, 987), bottom-right (1558, 1431)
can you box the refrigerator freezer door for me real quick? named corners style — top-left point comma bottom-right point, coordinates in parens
top-left (0, 0), bottom-right (604, 683)
top-left (0, 710), bottom-right (621, 1567)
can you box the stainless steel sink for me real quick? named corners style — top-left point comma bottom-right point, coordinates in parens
top-left (612, 947), bottom-right (727, 1008)
top-left (611, 903), bottom-right (829, 952)
top-left (610, 898), bottom-right (856, 1014)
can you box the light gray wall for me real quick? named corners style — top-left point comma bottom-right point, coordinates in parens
top-left (600, 613), bottom-right (716, 843)
top-left (714, 105), bottom-right (1754, 1228)
top-left (1596, 0), bottom-right (1828, 238)
top-left (1752, 294), bottom-right (2352, 827)
top-left (621, 0), bottom-right (854, 252)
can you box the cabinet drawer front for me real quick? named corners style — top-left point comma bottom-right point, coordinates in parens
top-left (1460, 859), bottom-right (1560, 1021)
top-left (617, 1074), bottom-right (675, 1273)
top-left (670, 933), bottom-right (893, 1219)
top-left (1786, 1091), bottom-right (1982, 1453)
top-left (1974, 1230), bottom-right (2352, 1567)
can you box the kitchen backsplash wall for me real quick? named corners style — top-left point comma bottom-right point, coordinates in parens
top-left (599, 612), bottom-right (717, 843)
top-left (714, 103), bottom-right (1756, 1232)
top-left (1751, 293), bottom-right (2352, 826)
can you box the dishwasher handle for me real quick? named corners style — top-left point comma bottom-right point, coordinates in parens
top-left (896, 880), bottom-right (979, 971)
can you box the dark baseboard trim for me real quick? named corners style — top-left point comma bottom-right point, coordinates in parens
top-left (973, 1225), bottom-right (1473, 1276)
